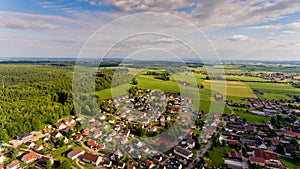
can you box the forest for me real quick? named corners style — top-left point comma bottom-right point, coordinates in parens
top-left (0, 63), bottom-right (121, 142)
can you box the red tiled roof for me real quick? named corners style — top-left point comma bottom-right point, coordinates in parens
top-left (6, 160), bottom-right (20, 169)
top-left (87, 140), bottom-right (97, 147)
top-left (284, 130), bottom-right (300, 137)
top-left (254, 150), bottom-right (278, 160)
top-left (68, 148), bottom-right (83, 158)
top-left (228, 140), bottom-right (238, 145)
top-left (82, 152), bottom-right (99, 163)
top-left (23, 151), bottom-right (39, 162)
top-left (249, 157), bottom-right (265, 163)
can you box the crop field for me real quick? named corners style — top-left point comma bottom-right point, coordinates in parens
top-left (246, 82), bottom-right (300, 95)
top-left (224, 75), bottom-right (270, 82)
top-left (202, 80), bottom-right (256, 98)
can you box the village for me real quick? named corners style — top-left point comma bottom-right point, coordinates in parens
top-left (0, 87), bottom-right (299, 169)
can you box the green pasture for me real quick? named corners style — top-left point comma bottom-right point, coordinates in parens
top-left (246, 82), bottom-right (300, 95)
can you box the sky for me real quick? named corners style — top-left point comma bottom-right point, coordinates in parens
top-left (1, 0), bottom-right (300, 60)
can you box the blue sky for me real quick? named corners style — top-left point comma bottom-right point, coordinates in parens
top-left (1, 0), bottom-right (300, 60)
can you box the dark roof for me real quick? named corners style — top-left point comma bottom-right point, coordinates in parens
top-left (174, 146), bottom-right (192, 156)
top-left (227, 152), bottom-right (242, 159)
top-left (82, 152), bottom-right (99, 163)
top-left (68, 148), bottom-right (84, 158)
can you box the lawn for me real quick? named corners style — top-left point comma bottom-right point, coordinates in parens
top-left (280, 157), bottom-right (300, 169)
top-left (206, 146), bottom-right (232, 167)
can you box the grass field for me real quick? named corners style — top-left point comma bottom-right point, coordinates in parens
top-left (199, 100), bottom-right (232, 114)
top-left (257, 92), bottom-right (292, 100)
top-left (224, 75), bottom-right (270, 82)
top-left (247, 82), bottom-right (300, 95)
top-left (95, 84), bottom-right (130, 100)
top-left (235, 109), bottom-right (271, 124)
top-left (280, 157), bottom-right (300, 169)
top-left (206, 146), bottom-right (232, 167)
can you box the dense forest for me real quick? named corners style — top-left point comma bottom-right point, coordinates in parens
top-left (0, 65), bottom-right (74, 142)
top-left (0, 63), bottom-right (127, 142)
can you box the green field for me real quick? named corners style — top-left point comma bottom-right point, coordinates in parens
top-left (246, 82), bottom-right (300, 95)
top-left (202, 80), bottom-right (256, 98)
top-left (224, 75), bottom-right (270, 82)
top-left (199, 100), bottom-right (232, 114)
top-left (280, 157), bottom-right (300, 169)
top-left (257, 92), bottom-right (292, 100)
top-left (206, 146), bottom-right (232, 167)
top-left (235, 110), bottom-right (270, 124)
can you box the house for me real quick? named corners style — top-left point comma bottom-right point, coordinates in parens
top-left (64, 118), bottom-right (75, 125)
top-left (24, 141), bottom-right (35, 149)
top-left (153, 154), bottom-right (163, 162)
top-left (117, 162), bottom-right (125, 169)
top-left (75, 134), bottom-right (83, 141)
top-left (21, 151), bottom-right (39, 164)
top-left (227, 152), bottom-right (242, 160)
top-left (102, 159), bottom-right (112, 167)
top-left (124, 129), bottom-right (130, 137)
top-left (145, 160), bottom-right (155, 169)
top-left (181, 136), bottom-right (195, 149)
top-left (96, 143), bottom-right (106, 150)
top-left (253, 150), bottom-right (278, 161)
top-left (67, 148), bottom-right (85, 160)
top-left (37, 157), bottom-right (52, 167)
top-left (92, 130), bottom-right (102, 139)
top-left (284, 130), bottom-right (300, 138)
top-left (157, 165), bottom-right (166, 169)
top-left (285, 144), bottom-right (296, 156)
top-left (86, 140), bottom-right (97, 148)
top-left (0, 155), bottom-right (5, 164)
top-left (173, 146), bottom-right (193, 159)
top-left (56, 122), bottom-right (66, 130)
top-left (127, 165), bottom-right (136, 169)
top-left (51, 131), bottom-right (62, 138)
top-left (33, 145), bottom-right (44, 152)
top-left (82, 128), bottom-right (90, 136)
top-left (82, 152), bottom-right (102, 166)
top-left (249, 157), bottom-right (265, 167)
top-left (6, 160), bottom-right (20, 169)
top-left (17, 133), bottom-right (32, 142)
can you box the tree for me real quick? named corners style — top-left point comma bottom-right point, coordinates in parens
top-left (290, 138), bottom-right (299, 148)
top-left (276, 143), bottom-right (285, 154)
top-left (291, 151), bottom-right (300, 161)
top-left (131, 77), bottom-right (138, 85)
top-left (266, 139), bottom-right (273, 146)
top-left (46, 159), bottom-right (52, 169)
top-left (60, 160), bottom-right (71, 169)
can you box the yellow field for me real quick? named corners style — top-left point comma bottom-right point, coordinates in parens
top-left (202, 80), bottom-right (256, 98)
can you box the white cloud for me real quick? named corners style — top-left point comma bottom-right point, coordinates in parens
top-left (226, 35), bottom-right (249, 41)
top-left (101, 0), bottom-right (195, 12)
